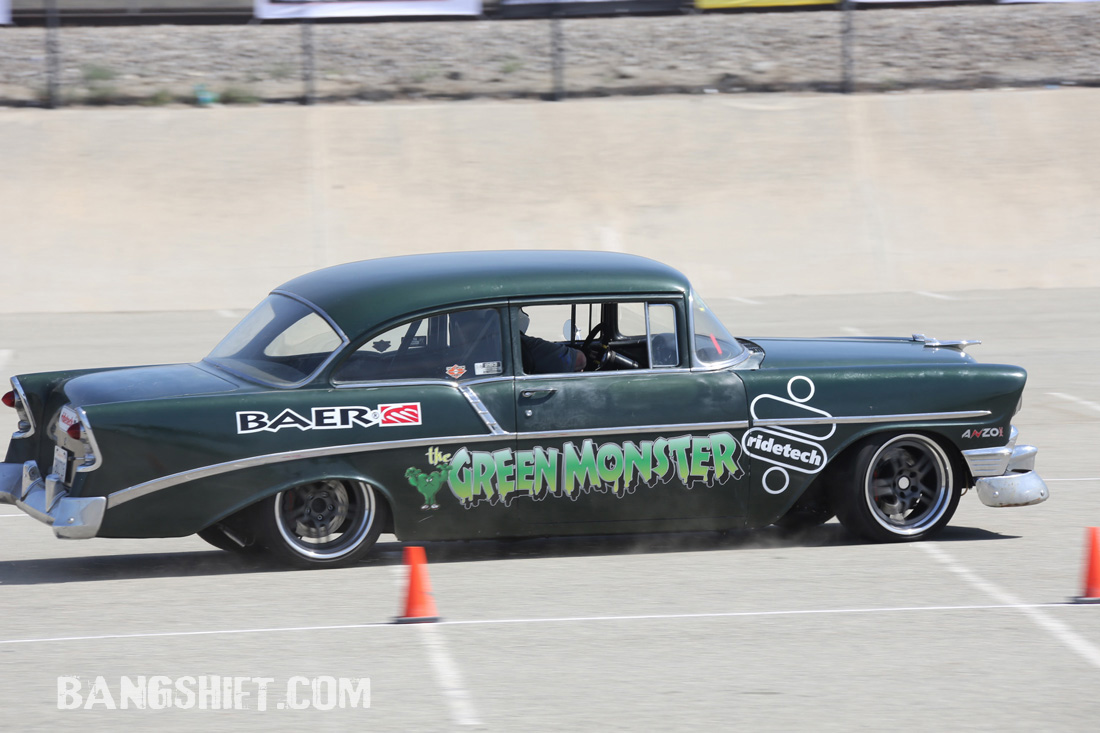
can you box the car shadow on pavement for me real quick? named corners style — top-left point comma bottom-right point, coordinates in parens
top-left (0, 523), bottom-right (1016, 585)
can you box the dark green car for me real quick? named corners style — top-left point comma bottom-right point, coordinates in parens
top-left (1, 251), bottom-right (1048, 567)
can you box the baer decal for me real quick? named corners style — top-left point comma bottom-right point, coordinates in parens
top-left (408, 432), bottom-right (745, 509)
top-left (236, 402), bottom-right (421, 434)
top-left (747, 376), bottom-right (835, 495)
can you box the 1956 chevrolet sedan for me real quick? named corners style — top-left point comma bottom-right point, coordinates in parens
top-left (2, 251), bottom-right (1048, 567)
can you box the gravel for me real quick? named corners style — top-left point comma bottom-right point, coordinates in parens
top-left (1, 4), bottom-right (1098, 105)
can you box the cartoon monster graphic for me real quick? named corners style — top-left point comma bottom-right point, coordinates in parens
top-left (405, 465), bottom-right (454, 510)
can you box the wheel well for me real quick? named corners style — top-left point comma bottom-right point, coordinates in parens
top-left (826, 429), bottom-right (969, 490)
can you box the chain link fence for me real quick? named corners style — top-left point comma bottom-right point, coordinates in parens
top-left (1, 3), bottom-right (1098, 107)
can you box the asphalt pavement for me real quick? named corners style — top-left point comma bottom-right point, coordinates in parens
top-left (1, 287), bottom-right (1098, 731)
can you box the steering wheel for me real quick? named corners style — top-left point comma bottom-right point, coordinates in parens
top-left (581, 322), bottom-right (608, 354)
top-left (580, 322), bottom-right (639, 371)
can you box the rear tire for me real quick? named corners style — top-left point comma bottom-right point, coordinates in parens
top-left (251, 479), bottom-right (388, 568)
top-left (830, 433), bottom-right (960, 543)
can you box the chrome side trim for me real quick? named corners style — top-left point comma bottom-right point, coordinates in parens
top-left (105, 432), bottom-right (511, 509)
top-left (457, 384), bottom-right (507, 436)
top-left (755, 410), bottom-right (991, 429)
top-left (517, 421), bottom-right (750, 441)
top-left (9, 377), bottom-right (36, 439)
top-left (105, 419), bottom-right (756, 508)
top-left (334, 376), bottom-right (514, 390)
top-left (515, 366), bottom-right (695, 383)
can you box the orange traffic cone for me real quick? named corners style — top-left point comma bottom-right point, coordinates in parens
top-left (395, 546), bottom-right (440, 623)
top-left (1075, 527), bottom-right (1100, 604)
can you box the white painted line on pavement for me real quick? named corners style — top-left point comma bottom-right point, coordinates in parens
top-left (390, 565), bottom-right (481, 727)
top-left (1047, 392), bottom-right (1100, 416)
top-left (1, 602), bottom-right (1095, 647)
top-left (0, 515), bottom-right (28, 518)
top-left (920, 544), bottom-right (1100, 670)
top-left (419, 625), bottom-right (482, 727)
top-left (729, 297), bottom-right (762, 306)
top-left (0, 349), bottom-right (12, 368)
top-left (915, 291), bottom-right (956, 301)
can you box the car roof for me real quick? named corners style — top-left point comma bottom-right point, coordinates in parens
top-left (275, 250), bottom-right (692, 338)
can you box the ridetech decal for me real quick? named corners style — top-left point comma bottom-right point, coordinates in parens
top-left (236, 403), bottom-right (421, 434)
top-left (747, 376), bottom-right (835, 495)
top-left (409, 432), bottom-right (745, 510)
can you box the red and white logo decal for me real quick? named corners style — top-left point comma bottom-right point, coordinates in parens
top-left (380, 403), bottom-right (422, 426)
top-left (445, 364), bottom-right (467, 379)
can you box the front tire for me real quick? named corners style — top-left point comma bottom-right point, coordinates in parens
top-left (831, 433), bottom-right (960, 543)
top-left (252, 479), bottom-right (388, 568)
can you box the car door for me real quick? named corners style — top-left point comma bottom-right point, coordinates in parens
top-left (505, 298), bottom-right (751, 535)
top-left (329, 305), bottom-right (520, 541)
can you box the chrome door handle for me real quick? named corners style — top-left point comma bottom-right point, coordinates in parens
top-left (520, 388), bottom-right (558, 399)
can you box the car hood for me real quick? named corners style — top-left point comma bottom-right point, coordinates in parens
top-left (63, 363), bottom-right (242, 406)
top-left (748, 337), bottom-right (978, 369)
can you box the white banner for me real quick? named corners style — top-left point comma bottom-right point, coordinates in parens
top-left (1, 0), bottom-right (11, 26)
top-left (254, 0), bottom-right (481, 20)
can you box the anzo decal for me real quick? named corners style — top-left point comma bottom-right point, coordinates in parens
top-left (962, 427), bottom-right (1004, 439)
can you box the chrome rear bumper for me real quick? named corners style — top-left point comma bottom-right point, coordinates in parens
top-left (0, 461), bottom-right (105, 539)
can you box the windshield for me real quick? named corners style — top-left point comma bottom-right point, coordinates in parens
top-left (691, 292), bottom-right (743, 367)
top-left (205, 294), bottom-right (345, 386)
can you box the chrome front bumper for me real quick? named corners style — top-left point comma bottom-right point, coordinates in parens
top-left (961, 427), bottom-right (1049, 508)
top-left (0, 461), bottom-right (106, 539)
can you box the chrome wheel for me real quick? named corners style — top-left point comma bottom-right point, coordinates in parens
top-left (863, 435), bottom-right (953, 536)
top-left (261, 479), bottom-right (385, 566)
top-left (831, 432), bottom-right (961, 543)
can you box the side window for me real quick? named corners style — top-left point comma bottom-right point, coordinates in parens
top-left (647, 303), bottom-right (680, 368)
top-left (615, 302), bottom-right (648, 339)
top-left (517, 303), bottom-right (592, 375)
top-left (515, 301), bottom-right (681, 374)
top-left (333, 308), bottom-right (503, 383)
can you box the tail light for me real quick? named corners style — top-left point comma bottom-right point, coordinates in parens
top-left (6, 381), bottom-right (36, 439)
top-left (67, 423), bottom-right (83, 440)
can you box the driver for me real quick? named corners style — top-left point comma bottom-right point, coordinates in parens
top-left (518, 309), bottom-right (587, 374)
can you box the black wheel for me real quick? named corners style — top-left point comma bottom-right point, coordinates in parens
top-left (251, 479), bottom-right (388, 568)
top-left (830, 433), bottom-right (960, 543)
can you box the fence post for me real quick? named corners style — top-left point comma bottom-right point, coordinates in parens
top-left (301, 18), bottom-right (316, 105)
top-left (550, 6), bottom-right (564, 101)
top-left (44, 0), bottom-right (61, 108)
top-left (841, 0), bottom-right (854, 94)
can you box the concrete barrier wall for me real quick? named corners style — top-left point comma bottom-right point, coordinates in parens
top-left (2, 88), bottom-right (1097, 314)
